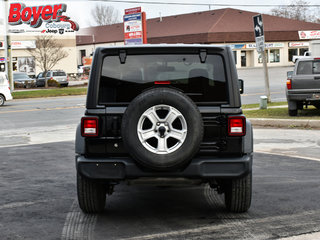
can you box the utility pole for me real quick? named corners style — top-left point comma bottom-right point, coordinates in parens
top-left (261, 50), bottom-right (270, 102)
top-left (3, 0), bottom-right (13, 92)
top-left (253, 14), bottom-right (270, 103)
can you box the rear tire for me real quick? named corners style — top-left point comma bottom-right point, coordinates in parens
top-left (0, 95), bottom-right (5, 106)
top-left (288, 109), bottom-right (298, 116)
top-left (224, 172), bottom-right (252, 213)
top-left (77, 173), bottom-right (106, 213)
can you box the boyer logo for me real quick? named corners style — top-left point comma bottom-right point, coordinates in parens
top-left (8, 3), bottom-right (79, 32)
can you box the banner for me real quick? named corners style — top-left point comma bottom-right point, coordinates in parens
top-left (299, 31), bottom-right (320, 40)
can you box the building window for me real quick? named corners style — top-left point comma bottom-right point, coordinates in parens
top-left (258, 50), bottom-right (268, 63)
top-left (241, 51), bottom-right (246, 67)
top-left (288, 49), bottom-right (298, 62)
top-left (80, 50), bottom-right (86, 64)
top-left (270, 49), bottom-right (280, 63)
top-left (233, 51), bottom-right (237, 64)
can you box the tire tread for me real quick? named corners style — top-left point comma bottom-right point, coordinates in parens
top-left (225, 172), bottom-right (252, 213)
top-left (77, 173), bottom-right (106, 213)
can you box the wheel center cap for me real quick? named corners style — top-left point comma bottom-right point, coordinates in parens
top-left (158, 126), bottom-right (166, 137)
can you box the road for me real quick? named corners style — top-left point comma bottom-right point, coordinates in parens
top-left (1, 93), bottom-right (320, 239)
top-left (238, 66), bottom-right (293, 104)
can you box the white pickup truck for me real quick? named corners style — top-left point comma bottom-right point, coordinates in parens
top-left (292, 51), bottom-right (311, 63)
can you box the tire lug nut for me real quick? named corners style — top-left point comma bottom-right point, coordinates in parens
top-left (157, 122), bottom-right (160, 126)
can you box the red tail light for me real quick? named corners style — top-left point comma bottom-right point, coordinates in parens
top-left (228, 116), bottom-right (246, 136)
top-left (287, 79), bottom-right (292, 90)
top-left (154, 81), bottom-right (171, 85)
top-left (50, 77), bottom-right (53, 80)
top-left (81, 117), bottom-right (99, 137)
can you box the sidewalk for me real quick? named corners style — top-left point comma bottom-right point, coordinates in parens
top-left (250, 118), bottom-right (320, 128)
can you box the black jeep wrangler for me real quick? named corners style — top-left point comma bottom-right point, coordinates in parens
top-left (75, 44), bottom-right (253, 214)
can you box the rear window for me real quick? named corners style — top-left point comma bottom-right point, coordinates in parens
top-left (53, 72), bottom-right (66, 77)
top-left (297, 60), bottom-right (320, 75)
top-left (99, 54), bottom-right (227, 104)
top-left (13, 73), bottom-right (29, 80)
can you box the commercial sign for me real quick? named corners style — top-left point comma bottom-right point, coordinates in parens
top-left (289, 42), bottom-right (309, 47)
top-left (6, 2), bottom-right (79, 35)
top-left (82, 57), bottom-right (92, 66)
top-left (230, 44), bottom-right (246, 50)
top-left (298, 31), bottom-right (320, 40)
top-left (125, 7), bottom-right (141, 15)
top-left (123, 7), bottom-right (147, 45)
top-left (253, 14), bottom-right (265, 52)
top-left (0, 40), bottom-right (36, 49)
top-left (246, 43), bottom-right (284, 49)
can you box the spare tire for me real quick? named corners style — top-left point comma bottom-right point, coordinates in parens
top-left (121, 87), bottom-right (203, 171)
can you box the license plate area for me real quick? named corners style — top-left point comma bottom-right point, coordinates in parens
top-left (312, 93), bottom-right (320, 100)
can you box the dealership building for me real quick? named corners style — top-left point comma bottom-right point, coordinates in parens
top-left (0, 34), bottom-right (78, 76)
top-left (76, 8), bottom-right (320, 68)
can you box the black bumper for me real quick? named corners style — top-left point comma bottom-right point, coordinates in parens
top-left (76, 154), bottom-right (253, 180)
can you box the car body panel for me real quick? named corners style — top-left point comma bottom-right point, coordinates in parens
top-left (0, 72), bottom-right (13, 102)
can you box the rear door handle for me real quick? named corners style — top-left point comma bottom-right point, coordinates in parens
top-left (314, 76), bottom-right (320, 80)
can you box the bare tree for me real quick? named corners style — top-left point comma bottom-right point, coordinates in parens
top-left (27, 35), bottom-right (68, 88)
top-left (271, 0), bottom-right (320, 23)
top-left (91, 4), bottom-right (120, 26)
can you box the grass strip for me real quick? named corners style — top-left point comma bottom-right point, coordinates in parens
top-left (242, 101), bottom-right (287, 109)
top-left (244, 107), bottom-right (320, 119)
top-left (12, 87), bottom-right (87, 99)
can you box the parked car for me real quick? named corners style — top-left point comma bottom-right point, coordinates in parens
top-left (36, 70), bottom-right (69, 87)
top-left (292, 51), bottom-right (311, 63)
top-left (75, 44), bottom-right (253, 214)
top-left (0, 72), bottom-right (13, 106)
top-left (13, 72), bottom-right (35, 88)
top-left (286, 57), bottom-right (320, 116)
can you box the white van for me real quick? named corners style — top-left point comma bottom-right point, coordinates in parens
top-left (0, 72), bottom-right (13, 106)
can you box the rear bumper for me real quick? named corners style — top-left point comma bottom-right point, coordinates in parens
top-left (287, 90), bottom-right (320, 101)
top-left (76, 154), bottom-right (253, 180)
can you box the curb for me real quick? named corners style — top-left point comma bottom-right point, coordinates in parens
top-left (249, 118), bottom-right (320, 128)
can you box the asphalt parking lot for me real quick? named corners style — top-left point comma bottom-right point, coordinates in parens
top-left (1, 141), bottom-right (320, 240)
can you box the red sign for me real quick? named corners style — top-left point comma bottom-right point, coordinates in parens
top-left (125, 31), bottom-right (142, 39)
top-left (125, 7), bottom-right (141, 15)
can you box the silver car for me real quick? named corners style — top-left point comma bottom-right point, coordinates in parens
top-left (36, 70), bottom-right (69, 87)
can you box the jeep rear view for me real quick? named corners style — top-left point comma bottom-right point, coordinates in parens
top-left (75, 45), bottom-right (253, 214)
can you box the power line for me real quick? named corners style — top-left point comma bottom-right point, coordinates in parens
top-left (91, 0), bottom-right (320, 7)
